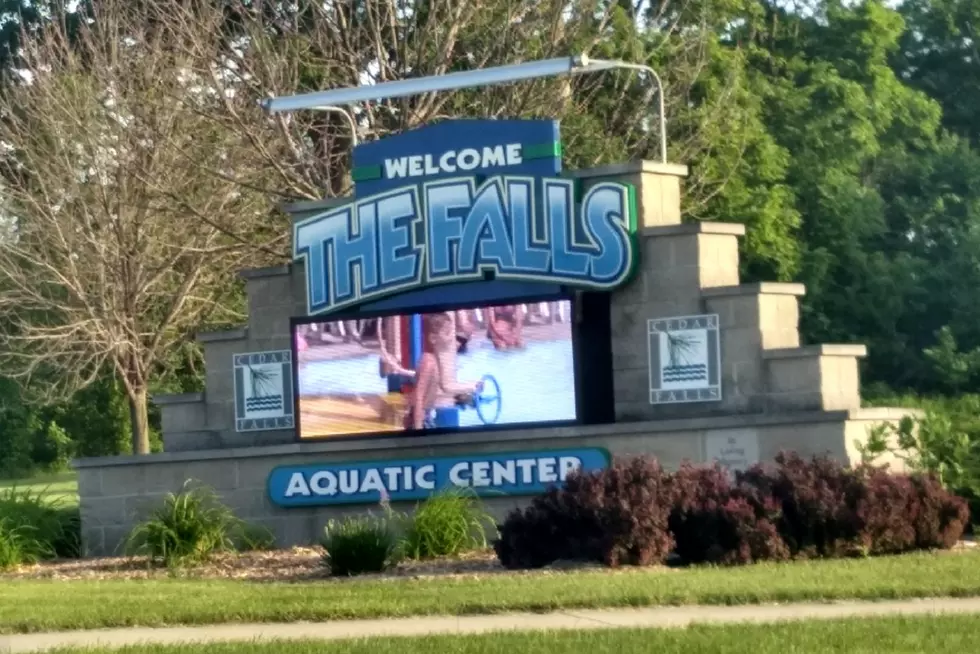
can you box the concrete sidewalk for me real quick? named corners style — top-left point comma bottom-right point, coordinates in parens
top-left (4, 597), bottom-right (980, 653)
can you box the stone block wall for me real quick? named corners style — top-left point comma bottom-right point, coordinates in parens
top-left (154, 158), bottom-right (873, 453)
top-left (567, 161), bottom-right (869, 423)
top-left (77, 409), bottom-right (910, 556)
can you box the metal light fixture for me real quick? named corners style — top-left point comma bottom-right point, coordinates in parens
top-left (261, 54), bottom-right (667, 163)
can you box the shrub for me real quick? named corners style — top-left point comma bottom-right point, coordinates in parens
top-left (402, 488), bottom-right (495, 559)
top-left (0, 486), bottom-right (79, 559)
top-left (853, 468), bottom-right (919, 555)
top-left (31, 422), bottom-right (74, 472)
top-left (739, 452), bottom-right (869, 558)
top-left (320, 514), bottom-right (401, 576)
top-left (739, 453), bottom-right (969, 559)
top-left (125, 481), bottom-right (246, 568)
top-left (861, 408), bottom-right (980, 531)
top-left (907, 472), bottom-right (970, 549)
top-left (669, 464), bottom-right (789, 565)
top-left (0, 519), bottom-right (51, 569)
top-left (494, 456), bottom-right (675, 569)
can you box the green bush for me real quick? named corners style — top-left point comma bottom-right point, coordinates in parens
top-left (320, 514), bottom-right (401, 576)
top-left (0, 519), bottom-right (51, 569)
top-left (0, 486), bottom-right (79, 559)
top-left (125, 481), bottom-right (247, 568)
top-left (861, 400), bottom-right (980, 529)
top-left (402, 488), bottom-right (495, 559)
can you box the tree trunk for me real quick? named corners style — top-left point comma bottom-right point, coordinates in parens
top-left (128, 386), bottom-right (151, 455)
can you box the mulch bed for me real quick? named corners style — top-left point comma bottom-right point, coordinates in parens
top-left (3, 538), bottom-right (974, 583)
top-left (0, 547), bottom-right (614, 582)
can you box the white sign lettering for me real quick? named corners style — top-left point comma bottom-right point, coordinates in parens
top-left (383, 144), bottom-right (523, 180)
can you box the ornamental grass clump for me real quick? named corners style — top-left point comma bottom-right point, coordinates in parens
top-left (0, 518), bottom-right (51, 570)
top-left (401, 488), bottom-right (496, 559)
top-left (0, 485), bottom-right (78, 560)
top-left (320, 513), bottom-right (401, 576)
top-left (125, 481), bottom-right (248, 568)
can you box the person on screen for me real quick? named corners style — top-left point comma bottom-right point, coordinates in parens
top-left (407, 311), bottom-right (483, 429)
top-left (486, 304), bottom-right (524, 350)
top-left (454, 310), bottom-right (474, 354)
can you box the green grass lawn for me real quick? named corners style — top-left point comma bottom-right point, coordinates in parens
top-left (42, 615), bottom-right (980, 654)
top-left (2, 550), bottom-right (980, 634)
top-left (0, 470), bottom-right (79, 507)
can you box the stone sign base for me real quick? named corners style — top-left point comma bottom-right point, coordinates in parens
top-left (75, 408), bottom-right (908, 557)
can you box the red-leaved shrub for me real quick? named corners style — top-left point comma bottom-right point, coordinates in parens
top-left (669, 464), bottom-right (789, 565)
top-left (739, 452), bottom-right (870, 558)
top-left (495, 452), bottom-right (970, 571)
top-left (494, 456), bottom-right (674, 569)
top-left (852, 467), bottom-right (919, 555)
top-left (907, 473), bottom-right (970, 549)
top-left (739, 453), bottom-right (970, 558)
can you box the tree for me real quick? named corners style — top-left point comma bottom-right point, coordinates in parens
top-left (726, 0), bottom-right (951, 391)
top-left (0, 0), bottom-right (280, 454)
top-left (896, 0), bottom-right (980, 145)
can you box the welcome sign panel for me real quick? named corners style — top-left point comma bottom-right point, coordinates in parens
top-left (294, 298), bottom-right (577, 440)
top-left (293, 119), bottom-right (639, 318)
top-left (351, 118), bottom-right (562, 198)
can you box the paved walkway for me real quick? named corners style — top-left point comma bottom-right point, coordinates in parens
top-left (4, 598), bottom-right (980, 653)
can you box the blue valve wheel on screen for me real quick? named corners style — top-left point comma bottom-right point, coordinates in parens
top-left (474, 374), bottom-right (502, 425)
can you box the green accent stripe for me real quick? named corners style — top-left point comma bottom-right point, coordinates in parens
top-left (352, 165), bottom-right (382, 182)
top-left (523, 141), bottom-right (562, 160)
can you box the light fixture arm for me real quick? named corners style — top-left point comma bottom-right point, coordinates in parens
top-left (260, 54), bottom-right (667, 163)
top-left (582, 60), bottom-right (667, 164)
top-left (311, 105), bottom-right (359, 147)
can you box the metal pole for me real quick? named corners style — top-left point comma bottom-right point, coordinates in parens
top-left (580, 60), bottom-right (667, 164)
top-left (312, 105), bottom-right (359, 147)
top-left (261, 56), bottom-right (588, 114)
top-left (261, 54), bottom-right (668, 163)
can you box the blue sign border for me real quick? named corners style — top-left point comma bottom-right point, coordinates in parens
top-left (292, 177), bottom-right (638, 317)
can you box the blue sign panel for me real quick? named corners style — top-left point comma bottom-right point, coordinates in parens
top-left (267, 448), bottom-right (610, 507)
top-left (293, 119), bottom-right (639, 317)
top-left (351, 119), bottom-right (562, 197)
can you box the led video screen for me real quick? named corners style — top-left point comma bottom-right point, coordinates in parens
top-left (294, 300), bottom-right (578, 439)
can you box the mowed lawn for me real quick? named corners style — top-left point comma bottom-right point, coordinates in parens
top-left (0, 471), bottom-right (79, 507)
top-left (41, 615), bottom-right (980, 654)
top-left (3, 550), bottom-right (980, 634)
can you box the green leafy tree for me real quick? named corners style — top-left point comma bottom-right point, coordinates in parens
top-left (896, 0), bottom-right (980, 144)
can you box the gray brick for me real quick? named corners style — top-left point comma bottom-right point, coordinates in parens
top-left (125, 493), bottom-right (167, 521)
top-left (252, 514), bottom-right (317, 548)
top-left (613, 366), bottom-right (650, 404)
top-left (163, 430), bottom-right (221, 453)
top-left (76, 468), bottom-right (103, 498)
top-left (79, 497), bottom-right (128, 527)
top-left (100, 465), bottom-right (147, 495)
top-left (220, 430), bottom-right (295, 452)
top-left (159, 401), bottom-right (208, 434)
top-left (103, 526), bottom-right (131, 557)
top-left (217, 489), bottom-right (278, 519)
top-left (81, 527), bottom-right (104, 557)
top-left (142, 460), bottom-right (238, 493)
top-left (249, 310), bottom-right (292, 340)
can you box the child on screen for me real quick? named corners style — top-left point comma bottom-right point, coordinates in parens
top-left (407, 311), bottom-right (482, 429)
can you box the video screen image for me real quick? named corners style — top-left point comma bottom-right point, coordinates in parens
top-left (294, 300), bottom-right (577, 439)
